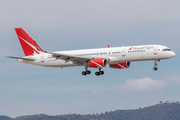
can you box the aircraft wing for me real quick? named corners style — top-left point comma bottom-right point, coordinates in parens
top-left (44, 51), bottom-right (96, 65)
top-left (6, 56), bottom-right (36, 61)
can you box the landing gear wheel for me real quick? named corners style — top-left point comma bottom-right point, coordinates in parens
top-left (99, 71), bottom-right (104, 75)
top-left (95, 72), bottom-right (100, 76)
top-left (153, 67), bottom-right (158, 71)
top-left (82, 71), bottom-right (87, 75)
top-left (86, 70), bottom-right (91, 74)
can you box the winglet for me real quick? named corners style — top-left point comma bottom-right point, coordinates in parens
top-left (107, 45), bottom-right (110, 48)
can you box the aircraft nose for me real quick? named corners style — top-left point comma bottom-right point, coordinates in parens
top-left (171, 51), bottom-right (176, 58)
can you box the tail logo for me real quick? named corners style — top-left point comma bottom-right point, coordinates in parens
top-left (15, 28), bottom-right (44, 56)
top-left (128, 47), bottom-right (133, 50)
top-left (18, 36), bottom-right (40, 54)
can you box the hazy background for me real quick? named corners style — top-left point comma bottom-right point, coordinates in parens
top-left (0, 0), bottom-right (180, 118)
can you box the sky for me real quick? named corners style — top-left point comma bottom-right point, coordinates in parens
top-left (0, 0), bottom-right (180, 118)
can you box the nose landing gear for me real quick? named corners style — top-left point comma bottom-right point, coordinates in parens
top-left (153, 67), bottom-right (158, 71)
top-left (153, 60), bottom-right (159, 71)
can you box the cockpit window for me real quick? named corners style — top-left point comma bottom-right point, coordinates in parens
top-left (162, 49), bottom-right (171, 51)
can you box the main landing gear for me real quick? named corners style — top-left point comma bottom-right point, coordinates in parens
top-left (82, 70), bottom-right (91, 75)
top-left (153, 60), bottom-right (160, 71)
top-left (82, 67), bottom-right (104, 76)
top-left (82, 66), bottom-right (91, 75)
top-left (95, 68), bottom-right (104, 76)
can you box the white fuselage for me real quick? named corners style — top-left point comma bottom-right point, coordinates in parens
top-left (19, 45), bottom-right (175, 67)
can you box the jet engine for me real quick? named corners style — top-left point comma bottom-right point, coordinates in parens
top-left (88, 58), bottom-right (107, 68)
top-left (109, 62), bottom-right (130, 69)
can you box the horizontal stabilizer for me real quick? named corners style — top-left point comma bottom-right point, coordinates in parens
top-left (6, 56), bottom-right (36, 61)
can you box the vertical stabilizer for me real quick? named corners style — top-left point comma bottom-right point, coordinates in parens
top-left (15, 28), bottom-right (44, 56)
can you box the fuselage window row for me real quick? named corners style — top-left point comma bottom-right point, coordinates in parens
top-left (128, 50), bottom-right (145, 53)
top-left (76, 52), bottom-right (122, 56)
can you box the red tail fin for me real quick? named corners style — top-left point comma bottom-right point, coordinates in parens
top-left (15, 28), bottom-right (44, 56)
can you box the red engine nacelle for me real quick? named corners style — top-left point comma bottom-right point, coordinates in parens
top-left (109, 62), bottom-right (131, 69)
top-left (88, 58), bottom-right (107, 68)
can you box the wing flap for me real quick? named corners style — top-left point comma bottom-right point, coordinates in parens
top-left (43, 51), bottom-right (93, 65)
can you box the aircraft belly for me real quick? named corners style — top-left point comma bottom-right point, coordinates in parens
top-left (44, 59), bottom-right (76, 67)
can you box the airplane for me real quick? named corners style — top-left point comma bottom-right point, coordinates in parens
top-left (7, 28), bottom-right (176, 76)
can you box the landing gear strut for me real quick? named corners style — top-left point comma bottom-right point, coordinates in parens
top-left (82, 66), bottom-right (91, 76)
top-left (95, 68), bottom-right (104, 76)
top-left (153, 60), bottom-right (158, 71)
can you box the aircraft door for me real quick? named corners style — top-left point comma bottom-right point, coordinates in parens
top-left (154, 47), bottom-right (158, 55)
top-left (122, 48), bottom-right (126, 57)
top-left (41, 54), bottom-right (44, 62)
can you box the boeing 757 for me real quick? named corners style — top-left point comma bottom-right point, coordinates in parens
top-left (7, 28), bottom-right (176, 76)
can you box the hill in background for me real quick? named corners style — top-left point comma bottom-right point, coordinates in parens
top-left (1, 101), bottom-right (180, 120)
